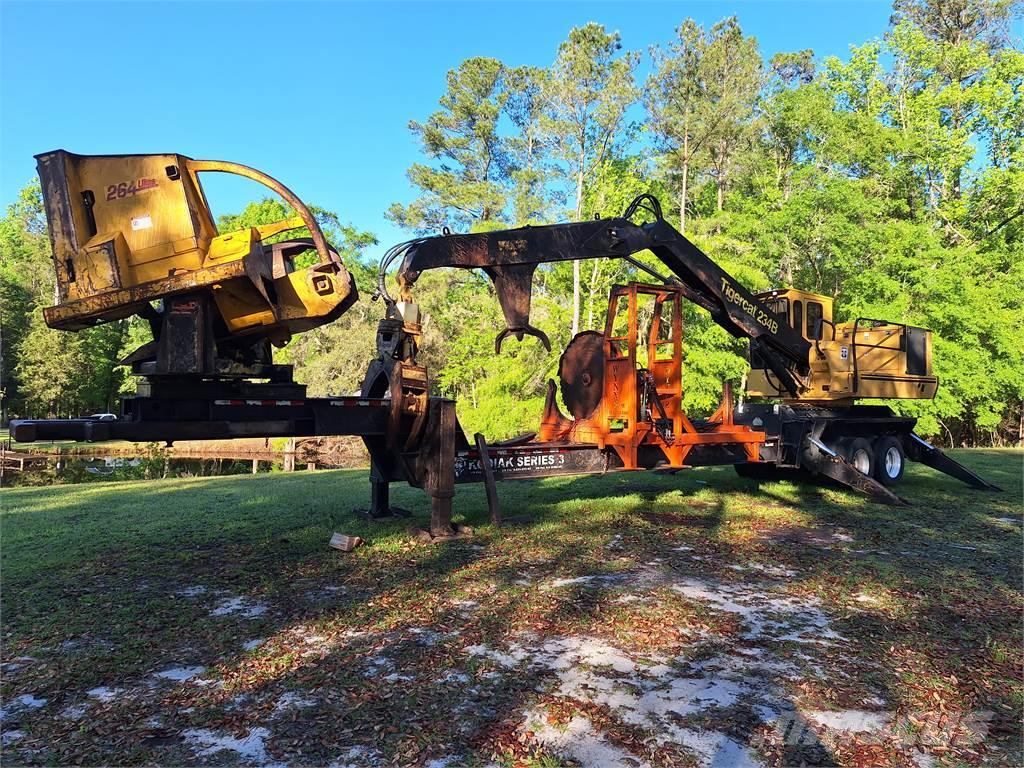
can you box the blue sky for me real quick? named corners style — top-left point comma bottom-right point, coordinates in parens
top-left (1, 1), bottom-right (895, 262)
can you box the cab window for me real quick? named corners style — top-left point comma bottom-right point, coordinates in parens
top-left (766, 297), bottom-right (788, 321)
top-left (608, 293), bottom-right (631, 358)
top-left (635, 292), bottom-right (656, 368)
top-left (806, 301), bottom-right (823, 340)
top-left (792, 300), bottom-right (803, 335)
top-left (653, 298), bottom-right (676, 362)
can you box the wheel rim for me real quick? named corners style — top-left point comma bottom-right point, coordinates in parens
top-left (852, 449), bottom-right (871, 475)
top-left (884, 446), bottom-right (902, 478)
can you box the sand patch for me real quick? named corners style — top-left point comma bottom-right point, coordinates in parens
top-left (210, 597), bottom-right (267, 619)
top-left (183, 726), bottom-right (280, 766)
top-left (153, 666), bottom-right (206, 682)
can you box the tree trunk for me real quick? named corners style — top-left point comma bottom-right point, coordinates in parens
top-left (679, 158), bottom-right (689, 234)
top-left (0, 306), bottom-right (5, 426)
top-left (716, 139), bottom-right (728, 213)
top-left (679, 133), bottom-right (689, 234)
top-left (587, 260), bottom-right (601, 330)
top-left (572, 264), bottom-right (581, 337)
top-left (950, 107), bottom-right (963, 200)
top-left (572, 167), bottom-right (585, 337)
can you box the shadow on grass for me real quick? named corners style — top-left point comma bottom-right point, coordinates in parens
top-left (0, 449), bottom-right (1019, 765)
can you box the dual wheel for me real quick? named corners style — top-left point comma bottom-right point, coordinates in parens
top-left (842, 435), bottom-right (905, 486)
top-left (734, 433), bottom-right (907, 486)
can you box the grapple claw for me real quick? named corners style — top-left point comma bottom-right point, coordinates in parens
top-left (494, 325), bottom-right (551, 354)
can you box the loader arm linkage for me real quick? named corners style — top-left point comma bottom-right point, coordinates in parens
top-left (381, 194), bottom-right (998, 506)
top-left (394, 195), bottom-right (812, 396)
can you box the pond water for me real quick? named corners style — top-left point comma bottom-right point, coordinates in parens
top-left (4, 456), bottom-right (292, 487)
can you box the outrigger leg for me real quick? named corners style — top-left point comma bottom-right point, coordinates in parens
top-left (801, 433), bottom-right (909, 506)
top-left (905, 433), bottom-right (1002, 491)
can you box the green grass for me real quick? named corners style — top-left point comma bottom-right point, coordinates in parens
top-left (1, 450), bottom-right (1021, 767)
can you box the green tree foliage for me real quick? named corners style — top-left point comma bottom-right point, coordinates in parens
top-left (890, 0), bottom-right (1019, 46)
top-left (4, 2), bottom-right (1021, 446)
top-left (218, 198), bottom-right (377, 277)
top-left (14, 306), bottom-right (126, 417)
top-left (215, 199), bottom-right (379, 396)
top-left (386, 5), bottom-right (1021, 444)
top-left (540, 23), bottom-right (640, 336)
top-left (646, 20), bottom-right (713, 233)
top-left (504, 65), bottom-right (552, 225)
top-left (386, 57), bottom-right (512, 233)
top-left (647, 18), bottom-right (765, 230)
top-left (412, 270), bottom-right (565, 437)
top-left (0, 189), bottom-right (44, 420)
top-left (0, 184), bottom-right (131, 418)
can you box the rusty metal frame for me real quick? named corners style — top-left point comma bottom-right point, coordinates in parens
top-left (537, 281), bottom-right (764, 471)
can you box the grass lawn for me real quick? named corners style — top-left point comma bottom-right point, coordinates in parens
top-left (1, 450), bottom-right (1021, 767)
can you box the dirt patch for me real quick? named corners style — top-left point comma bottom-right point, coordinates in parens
top-left (755, 524), bottom-right (855, 548)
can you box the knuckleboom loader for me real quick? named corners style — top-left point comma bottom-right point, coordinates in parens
top-left (359, 193), bottom-right (997, 528)
top-left (11, 152), bottom-right (998, 538)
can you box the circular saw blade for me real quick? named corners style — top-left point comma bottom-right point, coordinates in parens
top-left (558, 331), bottom-right (605, 420)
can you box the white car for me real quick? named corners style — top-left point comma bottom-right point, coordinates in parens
top-left (89, 413), bottom-right (118, 421)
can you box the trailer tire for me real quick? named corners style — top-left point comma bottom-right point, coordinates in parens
top-left (843, 438), bottom-right (875, 477)
top-left (873, 436), bottom-right (905, 485)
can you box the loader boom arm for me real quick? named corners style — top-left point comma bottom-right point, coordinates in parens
top-left (394, 196), bottom-right (811, 395)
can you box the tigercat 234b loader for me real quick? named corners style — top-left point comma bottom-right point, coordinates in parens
top-left (11, 154), bottom-right (998, 538)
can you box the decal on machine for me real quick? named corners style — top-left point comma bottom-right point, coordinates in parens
top-left (105, 178), bottom-right (158, 201)
top-left (455, 450), bottom-right (567, 479)
top-left (720, 278), bottom-right (779, 334)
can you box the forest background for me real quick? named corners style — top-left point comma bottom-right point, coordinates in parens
top-left (1, 0), bottom-right (1021, 446)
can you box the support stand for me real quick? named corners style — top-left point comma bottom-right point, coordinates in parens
top-left (905, 433), bottom-right (1002, 491)
top-left (409, 399), bottom-right (471, 542)
top-left (474, 432), bottom-right (501, 525)
top-left (361, 462), bottom-right (410, 519)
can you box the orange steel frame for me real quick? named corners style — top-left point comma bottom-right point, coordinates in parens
top-left (539, 282), bottom-right (764, 469)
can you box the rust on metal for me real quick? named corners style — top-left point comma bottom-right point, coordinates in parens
top-left (536, 282), bottom-right (765, 471)
top-left (395, 196), bottom-right (811, 395)
top-left (558, 331), bottom-right (604, 420)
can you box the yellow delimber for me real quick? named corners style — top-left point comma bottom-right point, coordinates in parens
top-left (35, 150), bottom-right (355, 346)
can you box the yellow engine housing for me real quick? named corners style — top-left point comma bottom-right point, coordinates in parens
top-left (745, 288), bottom-right (938, 403)
top-left (35, 150), bottom-right (356, 346)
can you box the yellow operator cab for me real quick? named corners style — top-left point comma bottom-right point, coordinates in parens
top-left (745, 288), bottom-right (938, 403)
